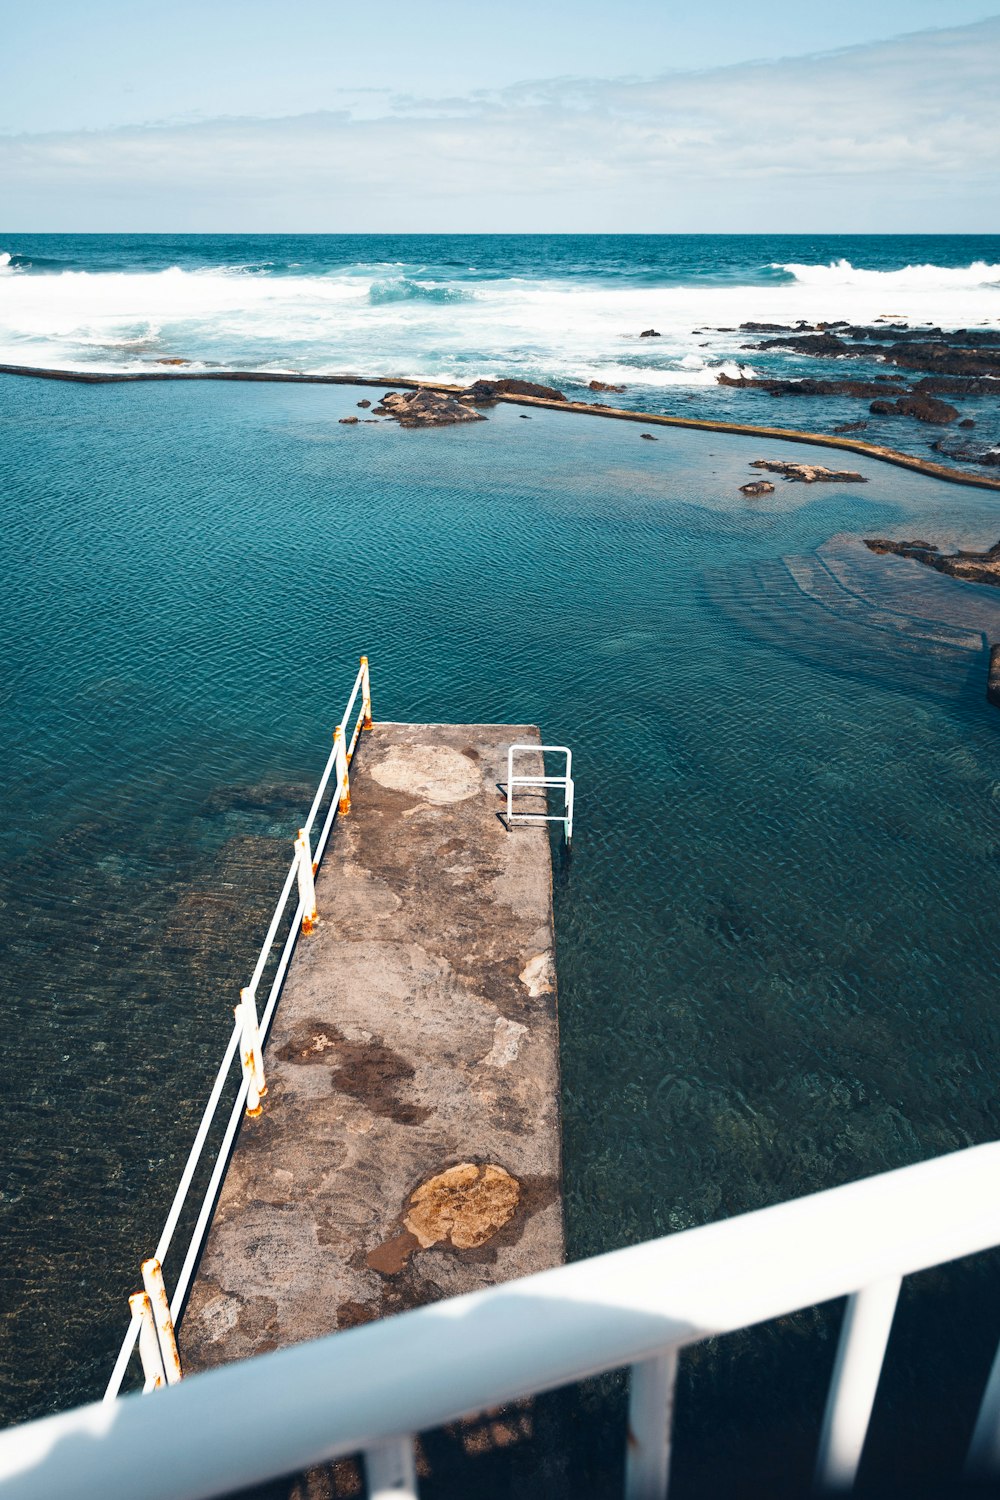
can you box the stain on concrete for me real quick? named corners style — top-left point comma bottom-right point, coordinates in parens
top-left (370, 744), bottom-right (479, 804)
top-left (181, 724), bottom-right (563, 1373)
top-left (405, 1162), bottom-right (521, 1249)
top-left (276, 1021), bottom-right (430, 1126)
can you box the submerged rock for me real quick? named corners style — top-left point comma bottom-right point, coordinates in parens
top-left (588, 380), bottom-right (626, 393)
top-left (378, 389), bottom-right (487, 428)
top-left (865, 535), bottom-right (1000, 586)
top-left (931, 436), bottom-right (1000, 467)
top-left (640, 433), bottom-right (658, 441)
top-left (357, 399), bottom-right (371, 408)
top-left (989, 645), bottom-right (1000, 708)
top-left (833, 420), bottom-right (869, 433)
top-left (639, 328), bottom-right (661, 338)
top-left (740, 481), bottom-right (775, 496)
top-left (339, 416), bottom-right (360, 425)
top-left (749, 460), bottom-right (867, 483)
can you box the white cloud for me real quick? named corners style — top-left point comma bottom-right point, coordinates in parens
top-left (1, 18), bottom-right (998, 230)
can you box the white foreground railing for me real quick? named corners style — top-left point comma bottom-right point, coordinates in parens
top-left (5, 1143), bottom-right (1000, 1498)
top-left (103, 657), bottom-right (373, 1400)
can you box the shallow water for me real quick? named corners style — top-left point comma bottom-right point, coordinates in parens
top-left (3, 374), bottom-right (1000, 1495)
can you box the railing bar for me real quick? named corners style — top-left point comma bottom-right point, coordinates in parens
top-left (338, 669), bottom-right (364, 739)
top-left (169, 1059), bottom-right (256, 1323)
top-left (153, 1021), bottom-right (242, 1263)
top-left (625, 1351), bottom-right (678, 1500)
top-left (103, 1312), bottom-right (142, 1402)
top-left (347, 703), bottom-right (365, 762)
top-left (103, 662), bottom-right (369, 1397)
top-left (300, 741), bottom-right (339, 840)
top-left (103, 1017), bottom-right (243, 1401)
top-left (246, 856), bottom-right (299, 993)
top-left (813, 1276), bottom-right (901, 1493)
top-left (171, 894), bottom-right (309, 1324)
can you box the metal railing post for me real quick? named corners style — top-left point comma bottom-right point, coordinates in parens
top-left (334, 725), bottom-right (351, 814)
top-left (813, 1276), bottom-right (901, 1492)
top-left (625, 1351), bottom-right (677, 1500)
top-left (295, 828), bottom-right (318, 934)
top-left (364, 1436), bottom-right (419, 1499)
top-left (361, 655), bottom-right (373, 731)
top-left (140, 1258), bottom-right (182, 1385)
top-left (236, 988), bottom-right (266, 1117)
top-left (966, 1338), bottom-right (1000, 1480)
top-left (129, 1291), bottom-right (167, 1392)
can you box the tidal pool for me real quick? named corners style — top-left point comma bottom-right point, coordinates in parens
top-left (2, 374), bottom-right (1000, 1497)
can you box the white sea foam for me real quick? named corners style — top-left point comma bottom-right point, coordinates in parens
top-left (0, 260), bottom-right (997, 386)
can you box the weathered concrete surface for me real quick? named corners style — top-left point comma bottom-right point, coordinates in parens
top-left (181, 723), bottom-right (563, 1372)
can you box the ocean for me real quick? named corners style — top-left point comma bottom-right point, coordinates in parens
top-left (2, 236), bottom-right (1000, 1497)
top-left (1, 233), bottom-right (1000, 464)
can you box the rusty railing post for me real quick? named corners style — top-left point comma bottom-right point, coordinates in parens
top-left (141, 1258), bottom-right (182, 1385)
top-left (236, 988), bottom-right (266, 1116)
top-left (361, 655), bottom-right (373, 730)
top-left (295, 828), bottom-right (318, 934)
top-left (129, 1291), bottom-right (167, 1392)
top-left (334, 725), bottom-right (351, 814)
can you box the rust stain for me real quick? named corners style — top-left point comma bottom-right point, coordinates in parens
top-left (365, 1229), bottom-right (421, 1276)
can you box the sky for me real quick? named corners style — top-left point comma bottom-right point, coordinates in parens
top-left (1, 1), bottom-right (998, 231)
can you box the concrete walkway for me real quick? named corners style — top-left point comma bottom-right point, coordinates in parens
top-left (182, 723), bottom-right (563, 1372)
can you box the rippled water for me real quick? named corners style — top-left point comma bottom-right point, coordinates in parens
top-left (4, 373), bottom-right (1000, 1496)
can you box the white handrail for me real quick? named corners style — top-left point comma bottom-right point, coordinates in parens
top-left (103, 658), bottom-right (371, 1400)
top-left (8, 1142), bottom-right (1000, 1499)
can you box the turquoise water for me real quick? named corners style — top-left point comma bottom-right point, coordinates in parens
top-left (4, 372), bottom-right (1000, 1495)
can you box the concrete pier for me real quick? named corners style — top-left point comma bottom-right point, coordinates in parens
top-left (182, 723), bottom-right (563, 1372)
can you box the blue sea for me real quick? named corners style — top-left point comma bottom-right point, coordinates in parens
top-left (3, 236), bottom-right (1000, 1497)
top-left (2, 232), bottom-right (1000, 461)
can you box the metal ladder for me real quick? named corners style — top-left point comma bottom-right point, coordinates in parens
top-left (505, 743), bottom-right (574, 844)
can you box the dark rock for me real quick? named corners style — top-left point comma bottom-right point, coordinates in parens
top-left (339, 416), bottom-right (359, 425)
top-left (639, 329), bottom-right (661, 338)
top-left (357, 399), bottom-right (371, 408)
top-left (718, 373), bottom-right (904, 399)
top-left (869, 393), bottom-right (959, 424)
top-left (989, 644), bottom-right (1000, 708)
top-left (865, 535), bottom-right (1000, 587)
top-left (931, 436), bottom-right (1000, 467)
top-left (833, 420), bottom-right (869, 433)
top-left (463, 377), bottom-right (566, 404)
top-left (588, 380), bottom-right (626, 393)
top-left (749, 460), bottom-right (867, 483)
top-left (747, 329), bottom-right (1000, 380)
top-left (378, 389), bottom-right (487, 429)
top-left (640, 433), bottom-right (658, 441)
top-left (518, 414), bottom-right (532, 419)
top-left (960, 418), bottom-right (976, 428)
top-left (740, 481), bottom-right (775, 496)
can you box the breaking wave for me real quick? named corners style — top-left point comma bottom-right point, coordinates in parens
top-left (777, 258), bottom-right (1000, 290)
top-left (367, 277), bottom-right (472, 305)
